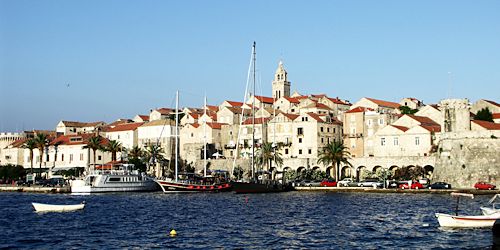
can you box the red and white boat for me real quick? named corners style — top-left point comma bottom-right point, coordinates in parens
top-left (436, 192), bottom-right (500, 228)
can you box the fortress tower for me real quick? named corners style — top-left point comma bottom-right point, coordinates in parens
top-left (439, 98), bottom-right (471, 132)
top-left (272, 61), bottom-right (291, 100)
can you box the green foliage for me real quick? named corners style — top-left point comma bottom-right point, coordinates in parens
top-left (55, 167), bottom-right (84, 177)
top-left (255, 142), bottom-right (283, 170)
top-left (22, 139), bottom-right (37, 174)
top-left (128, 158), bottom-right (147, 173)
top-left (360, 169), bottom-right (376, 180)
top-left (474, 107), bottom-right (493, 122)
top-left (233, 166), bottom-right (244, 180)
top-left (105, 140), bottom-right (122, 161)
top-left (296, 168), bottom-right (327, 181)
top-left (393, 166), bottom-right (425, 180)
top-left (317, 141), bottom-right (352, 181)
top-left (399, 106), bottom-right (418, 115)
top-left (284, 169), bottom-right (298, 181)
top-left (0, 164), bottom-right (26, 180)
top-left (375, 168), bottom-right (392, 181)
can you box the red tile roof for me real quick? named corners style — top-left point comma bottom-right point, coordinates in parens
top-left (406, 115), bottom-right (439, 126)
top-left (365, 97), bottom-right (400, 109)
top-left (155, 108), bottom-right (175, 115)
top-left (493, 113), bottom-right (500, 119)
top-left (255, 95), bottom-right (274, 104)
top-left (206, 105), bottom-right (219, 112)
top-left (60, 121), bottom-right (104, 127)
top-left (420, 125), bottom-right (441, 132)
top-left (484, 100), bottom-right (500, 107)
top-left (315, 103), bottom-right (332, 110)
top-left (282, 113), bottom-right (300, 121)
top-left (284, 97), bottom-right (300, 103)
top-left (188, 123), bottom-right (200, 128)
top-left (472, 120), bottom-right (500, 130)
top-left (106, 122), bottom-right (144, 132)
top-left (226, 100), bottom-right (244, 107)
top-left (345, 107), bottom-right (373, 113)
top-left (137, 115), bottom-right (149, 121)
top-left (307, 112), bottom-right (324, 122)
top-left (206, 122), bottom-right (227, 129)
top-left (327, 97), bottom-right (349, 105)
top-left (50, 134), bottom-right (109, 146)
top-left (390, 125), bottom-right (409, 132)
top-left (242, 117), bottom-right (272, 125)
top-left (10, 138), bottom-right (28, 148)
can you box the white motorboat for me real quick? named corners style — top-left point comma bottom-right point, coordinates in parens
top-left (436, 192), bottom-right (500, 228)
top-left (32, 202), bottom-right (85, 212)
top-left (435, 213), bottom-right (500, 228)
top-left (71, 163), bottom-right (158, 193)
top-left (480, 194), bottom-right (500, 216)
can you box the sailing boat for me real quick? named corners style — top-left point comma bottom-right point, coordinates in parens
top-left (155, 91), bottom-right (232, 192)
top-left (231, 42), bottom-right (293, 194)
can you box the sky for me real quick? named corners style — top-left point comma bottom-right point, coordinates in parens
top-left (1, 0), bottom-right (499, 132)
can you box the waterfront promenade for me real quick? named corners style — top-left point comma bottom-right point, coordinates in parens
top-left (2, 184), bottom-right (500, 195)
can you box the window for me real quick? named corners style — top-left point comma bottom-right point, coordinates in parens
top-left (327, 128), bottom-right (330, 133)
top-left (320, 127), bottom-right (324, 132)
top-left (70, 154), bottom-right (73, 162)
top-left (367, 119), bottom-right (372, 126)
top-left (308, 149), bottom-right (312, 154)
top-left (415, 137), bottom-right (420, 145)
top-left (297, 127), bottom-right (303, 135)
top-left (98, 156), bottom-right (102, 161)
top-left (299, 138), bottom-right (302, 143)
top-left (191, 133), bottom-right (193, 137)
top-left (285, 148), bottom-right (289, 154)
top-left (109, 177), bottom-right (121, 182)
top-left (80, 154), bottom-right (83, 161)
top-left (61, 154), bottom-right (64, 161)
top-left (379, 118), bottom-right (384, 125)
top-left (333, 128), bottom-right (335, 133)
top-left (394, 137), bottom-right (398, 146)
top-left (321, 138), bottom-right (324, 143)
top-left (299, 149), bottom-right (302, 154)
top-left (381, 138), bottom-right (386, 146)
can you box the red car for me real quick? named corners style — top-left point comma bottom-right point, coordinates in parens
top-left (474, 182), bottom-right (496, 190)
top-left (399, 182), bottom-right (424, 189)
top-left (320, 180), bottom-right (338, 187)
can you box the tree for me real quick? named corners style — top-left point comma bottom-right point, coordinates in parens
top-left (144, 144), bottom-right (165, 175)
top-left (475, 107), bottom-right (493, 122)
top-left (105, 140), bottom-right (122, 162)
top-left (84, 135), bottom-right (103, 171)
top-left (34, 133), bottom-right (49, 178)
top-left (255, 142), bottom-right (283, 173)
top-left (399, 106), bottom-right (418, 115)
top-left (317, 141), bottom-right (352, 182)
top-left (128, 146), bottom-right (144, 159)
top-left (22, 139), bottom-right (37, 175)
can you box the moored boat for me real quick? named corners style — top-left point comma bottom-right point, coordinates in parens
top-left (71, 163), bottom-right (158, 193)
top-left (32, 202), bottom-right (85, 212)
top-left (231, 180), bottom-right (292, 194)
top-left (435, 213), bottom-right (500, 228)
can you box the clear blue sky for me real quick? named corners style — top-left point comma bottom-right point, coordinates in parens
top-left (1, 0), bottom-right (499, 132)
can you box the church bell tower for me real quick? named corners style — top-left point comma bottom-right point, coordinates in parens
top-left (272, 61), bottom-right (291, 100)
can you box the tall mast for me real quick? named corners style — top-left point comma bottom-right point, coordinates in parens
top-left (251, 41), bottom-right (256, 180)
top-left (203, 95), bottom-right (207, 177)
top-left (175, 90), bottom-right (179, 182)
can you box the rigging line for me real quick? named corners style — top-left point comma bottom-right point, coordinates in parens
top-left (231, 43), bottom-right (254, 178)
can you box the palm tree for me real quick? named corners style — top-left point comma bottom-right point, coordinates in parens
top-left (317, 141), bottom-right (352, 182)
top-left (128, 145), bottom-right (144, 159)
top-left (22, 139), bottom-right (37, 175)
top-left (34, 133), bottom-right (48, 178)
top-left (105, 140), bottom-right (122, 162)
top-left (84, 135), bottom-right (103, 171)
top-left (145, 144), bottom-right (165, 175)
top-left (255, 142), bottom-right (283, 174)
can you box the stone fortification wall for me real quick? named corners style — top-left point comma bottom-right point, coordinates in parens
top-left (433, 135), bottom-right (500, 188)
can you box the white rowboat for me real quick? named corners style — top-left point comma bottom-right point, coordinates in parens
top-left (435, 213), bottom-right (500, 228)
top-left (32, 202), bottom-right (85, 212)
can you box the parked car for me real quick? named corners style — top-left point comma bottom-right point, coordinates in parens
top-left (399, 181), bottom-right (424, 189)
top-left (320, 179), bottom-right (337, 187)
top-left (338, 178), bottom-right (354, 187)
top-left (358, 179), bottom-right (383, 188)
top-left (474, 182), bottom-right (496, 190)
top-left (428, 182), bottom-right (452, 189)
top-left (298, 180), bottom-right (321, 187)
top-left (44, 178), bottom-right (65, 187)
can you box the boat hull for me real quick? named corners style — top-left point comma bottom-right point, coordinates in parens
top-left (155, 180), bottom-right (232, 193)
top-left (231, 181), bottom-right (293, 194)
top-left (32, 202), bottom-right (85, 212)
top-left (71, 178), bottom-right (159, 193)
top-left (435, 213), bottom-right (500, 228)
top-left (481, 206), bottom-right (500, 216)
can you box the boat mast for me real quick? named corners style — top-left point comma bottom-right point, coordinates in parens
top-left (251, 41), bottom-right (256, 181)
top-left (175, 90), bottom-right (179, 182)
top-left (203, 95), bottom-right (207, 177)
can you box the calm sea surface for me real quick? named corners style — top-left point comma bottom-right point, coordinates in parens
top-left (0, 191), bottom-right (495, 249)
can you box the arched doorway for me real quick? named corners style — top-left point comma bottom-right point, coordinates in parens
top-left (424, 165), bottom-right (434, 179)
top-left (326, 166), bottom-right (334, 179)
top-left (373, 165), bottom-right (382, 175)
top-left (389, 165), bottom-right (399, 179)
top-left (341, 166), bottom-right (352, 179)
top-left (356, 166), bottom-right (366, 181)
top-left (312, 166), bottom-right (321, 172)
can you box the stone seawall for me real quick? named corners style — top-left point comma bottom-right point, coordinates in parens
top-left (434, 137), bottom-right (500, 188)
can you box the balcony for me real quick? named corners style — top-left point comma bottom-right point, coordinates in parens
top-left (346, 133), bottom-right (363, 138)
